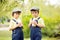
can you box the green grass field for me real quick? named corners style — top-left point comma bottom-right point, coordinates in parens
top-left (0, 31), bottom-right (59, 40)
top-left (0, 37), bottom-right (58, 40)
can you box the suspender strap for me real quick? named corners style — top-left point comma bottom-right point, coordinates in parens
top-left (38, 17), bottom-right (40, 20)
top-left (12, 19), bottom-right (18, 24)
top-left (32, 17), bottom-right (40, 23)
top-left (12, 19), bottom-right (23, 29)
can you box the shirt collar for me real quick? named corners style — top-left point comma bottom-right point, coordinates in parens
top-left (13, 18), bottom-right (18, 20)
top-left (33, 16), bottom-right (40, 19)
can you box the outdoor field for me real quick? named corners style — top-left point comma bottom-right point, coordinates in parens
top-left (0, 30), bottom-right (59, 40)
top-left (0, 0), bottom-right (60, 40)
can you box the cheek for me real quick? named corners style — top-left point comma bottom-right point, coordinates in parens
top-left (14, 14), bottom-right (17, 16)
top-left (35, 14), bottom-right (37, 15)
top-left (14, 14), bottom-right (19, 17)
top-left (35, 13), bottom-right (38, 15)
top-left (16, 15), bottom-right (19, 17)
top-left (32, 14), bottom-right (35, 16)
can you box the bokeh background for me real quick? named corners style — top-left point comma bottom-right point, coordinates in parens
top-left (0, 0), bottom-right (60, 40)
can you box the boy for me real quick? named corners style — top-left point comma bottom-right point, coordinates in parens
top-left (9, 8), bottom-right (24, 40)
top-left (29, 7), bottom-right (45, 40)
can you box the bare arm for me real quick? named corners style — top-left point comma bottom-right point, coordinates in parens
top-left (28, 19), bottom-right (32, 27)
top-left (33, 18), bottom-right (45, 28)
top-left (19, 22), bottom-right (23, 27)
top-left (9, 21), bottom-right (20, 31)
top-left (36, 23), bottom-right (45, 28)
top-left (9, 24), bottom-right (19, 31)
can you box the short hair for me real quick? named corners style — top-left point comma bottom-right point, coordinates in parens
top-left (31, 10), bottom-right (39, 13)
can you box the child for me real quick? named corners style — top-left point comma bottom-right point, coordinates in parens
top-left (9, 8), bottom-right (24, 40)
top-left (29, 7), bottom-right (45, 40)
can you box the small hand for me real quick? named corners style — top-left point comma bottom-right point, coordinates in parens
top-left (32, 21), bottom-right (37, 25)
top-left (17, 23), bottom-right (21, 27)
top-left (18, 23), bottom-right (23, 27)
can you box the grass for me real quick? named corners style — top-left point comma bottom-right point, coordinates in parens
top-left (0, 31), bottom-right (59, 40)
top-left (0, 37), bottom-right (58, 40)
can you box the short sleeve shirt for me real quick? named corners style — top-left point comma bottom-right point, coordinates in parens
top-left (9, 18), bottom-right (21, 29)
top-left (30, 17), bottom-right (45, 27)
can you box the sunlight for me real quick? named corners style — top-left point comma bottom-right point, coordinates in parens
top-left (45, 0), bottom-right (60, 7)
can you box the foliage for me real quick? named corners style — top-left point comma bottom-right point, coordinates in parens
top-left (0, 0), bottom-right (60, 37)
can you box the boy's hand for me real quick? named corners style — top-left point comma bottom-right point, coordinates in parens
top-left (17, 23), bottom-right (21, 27)
top-left (17, 23), bottom-right (23, 27)
top-left (32, 21), bottom-right (37, 25)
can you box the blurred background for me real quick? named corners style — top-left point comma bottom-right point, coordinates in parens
top-left (0, 0), bottom-right (60, 40)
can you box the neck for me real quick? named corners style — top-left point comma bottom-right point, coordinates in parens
top-left (15, 18), bottom-right (18, 19)
top-left (34, 16), bottom-right (39, 18)
top-left (13, 17), bottom-right (18, 19)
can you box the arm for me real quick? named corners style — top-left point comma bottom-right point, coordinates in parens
top-left (18, 19), bottom-right (23, 27)
top-left (9, 24), bottom-right (19, 31)
top-left (9, 21), bottom-right (20, 31)
top-left (36, 23), bottom-right (45, 28)
top-left (33, 18), bottom-right (45, 28)
top-left (19, 22), bottom-right (23, 27)
top-left (37, 18), bottom-right (45, 28)
top-left (28, 19), bottom-right (32, 27)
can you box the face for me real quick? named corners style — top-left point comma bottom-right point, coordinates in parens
top-left (13, 13), bottom-right (20, 19)
top-left (31, 11), bottom-right (39, 18)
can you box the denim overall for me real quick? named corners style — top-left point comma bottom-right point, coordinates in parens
top-left (30, 17), bottom-right (42, 40)
top-left (12, 19), bottom-right (24, 40)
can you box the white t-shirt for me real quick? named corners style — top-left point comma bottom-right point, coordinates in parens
top-left (30, 17), bottom-right (45, 27)
top-left (9, 18), bottom-right (21, 29)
